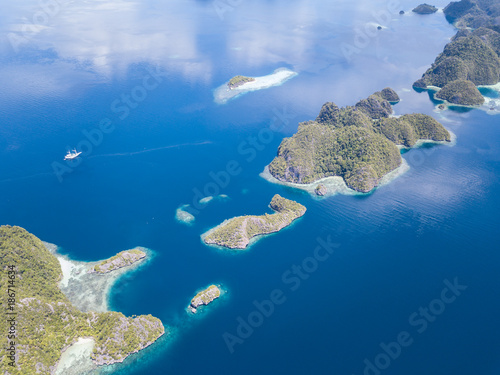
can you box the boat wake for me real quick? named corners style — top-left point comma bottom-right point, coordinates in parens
top-left (0, 141), bottom-right (213, 185)
top-left (88, 140), bottom-right (212, 159)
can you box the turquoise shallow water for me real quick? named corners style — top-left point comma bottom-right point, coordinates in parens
top-left (1, 0), bottom-right (500, 374)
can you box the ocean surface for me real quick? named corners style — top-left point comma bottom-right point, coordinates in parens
top-left (1, 0), bottom-right (500, 374)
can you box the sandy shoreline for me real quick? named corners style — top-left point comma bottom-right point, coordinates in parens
top-left (45, 243), bottom-right (150, 313)
top-left (43, 243), bottom-right (153, 373)
top-left (54, 338), bottom-right (95, 375)
top-left (259, 166), bottom-right (357, 197)
top-left (260, 158), bottom-right (411, 197)
top-left (429, 83), bottom-right (500, 115)
top-left (214, 68), bottom-right (298, 104)
top-left (477, 82), bottom-right (500, 115)
top-left (260, 125), bottom-right (457, 196)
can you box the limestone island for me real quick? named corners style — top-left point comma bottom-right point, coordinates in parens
top-left (266, 88), bottom-right (451, 193)
top-left (202, 194), bottom-right (306, 249)
top-left (0, 225), bottom-right (165, 375)
top-left (413, 0), bottom-right (500, 102)
top-left (189, 285), bottom-right (221, 313)
top-left (412, 0), bottom-right (500, 112)
top-left (90, 248), bottom-right (146, 273)
top-left (214, 68), bottom-right (298, 104)
top-left (412, 4), bottom-right (438, 14)
top-left (434, 79), bottom-right (485, 106)
top-left (413, 27), bottom-right (500, 90)
top-left (443, 0), bottom-right (499, 28)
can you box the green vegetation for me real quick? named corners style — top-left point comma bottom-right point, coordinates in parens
top-left (317, 105), bottom-right (373, 128)
top-left (374, 114), bottom-right (451, 147)
top-left (413, 1), bottom-right (500, 106)
top-left (316, 102), bottom-right (340, 125)
top-left (190, 285), bottom-right (220, 310)
top-left (203, 195), bottom-right (306, 249)
top-left (92, 249), bottom-right (146, 274)
top-left (412, 4), bottom-right (438, 14)
top-left (444, 0), bottom-right (500, 28)
top-left (228, 75), bottom-right (256, 89)
top-left (355, 93), bottom-right (394, 119)
top-left (269, 89), bottom-right (450, 192)
top-left (269, 122), bottom-right (401, 192)
top-left (0, 226), bottom-right (165, 374)
top-left (377, 87), bottom-right (400, 103)
top-left (414, 0), bottom-right (500, 90)
top-left (414, 28), bottom-right (500, 88)
top-left (435, 79), bottom-right (485, 105)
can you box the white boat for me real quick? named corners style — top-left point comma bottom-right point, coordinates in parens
top-left (64, 149), bottom-right (82, 160)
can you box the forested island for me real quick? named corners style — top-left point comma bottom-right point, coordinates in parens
top-left (412, 4), bottom-right (438, 14)
top-left (443, 0), bottom-right (500, 28)
top-left (435, 79), bottom-right (485, 105)
top-left (202, 194), bottom-right (306, 249)
top-left (0, 226), bottom-right (164, 374)
top-left (413, 0), bottom-right (500, 106)
top-left (267, 88), bottom-right (450, 193)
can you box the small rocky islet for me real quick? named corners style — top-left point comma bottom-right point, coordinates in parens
top-left (412, 4), bottom-right (438, 14)
top-left (189, 285), bottom-right (221, 313)
top-left (90, 249), bottom-right (146, 274)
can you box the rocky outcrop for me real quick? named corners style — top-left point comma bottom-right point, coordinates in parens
top-left (315, 184), bottom-right (327, 196)
top-left (316, 102), bottom-right (340, 125)
top-left (190, 285), bottom-right (221, 312)
top-left (377, 87), bottom-right (400, 103)
top-left (355, 94), bottom-right (393, 119)
top-left (412, 4), bottom-right (438, 14)
top-left (90, 249), bottom-right (146, 274)
top-left (435, 79), bottom-right (485, 105)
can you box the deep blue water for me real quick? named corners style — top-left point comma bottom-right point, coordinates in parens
top-left (1, 0), bottom-right (500, 374)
